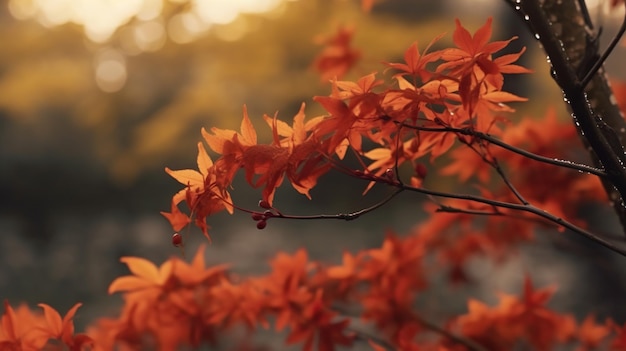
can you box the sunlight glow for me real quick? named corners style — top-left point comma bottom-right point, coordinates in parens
top-left (8, 0), bottom-right (295, 43)
top-left (7, 0), bottom-right (296, 92)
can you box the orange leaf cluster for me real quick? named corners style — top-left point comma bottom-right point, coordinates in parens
top-left (88, 237), bottom-right (626, 350)
top-left (163, 18), bottom-right (538, 240)
top-left (453, 277), bottom-right (573, 351)
top-left (0, 301), bottom-right (92, 351)
top-left (9, 13), bottom-right (626, 351)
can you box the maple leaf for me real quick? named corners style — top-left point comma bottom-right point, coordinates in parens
top-left (108, 256), bottom-right (174, 296)
top-left (37, 303), bottom-right (93, 351)
top-left (314, 95), bottom-right (364, 158)
top-left (436, 17), bottom-right (530, 117)
top-left (331, 73), bottom-right (384, 118)
top-left (200, 105), bottom-right (258, 196)
top-left (203, 105), bottom-right (257, 155)
top-left (106, 250), bottom-right (227, 345)
top-left (384, 36), bottom-right (445, 81)
top-left (160, 199), bottom-right (191, 232)
top-left (285, 290), bottom-right (354, 351)
top-left (439, 17), bottom-right (518, 77)
top-left (263, 104), bottom-right (329, 196)
top-left (0, 301), bottom-right (49, 351)
top-left (170, 244), bottom-right (229, 286)
top-left (439, 144), bottom-right (493, 183)
top-left (362, 136), bottom-right (426, 193)
top-left (357, 234), bottom-right (427, 341)
top-left (207, 278), bottom-right (269, 330)
top-left (202, 104), bottom-right (330, 206)
top-left (257, 249), bottom-right (316, 333)
top-left (312, 25), bottom-right (361, 81)
top-left (164, 141), bottom-right (233, 241)
top-left (576, 315), bottom-right (610, 350)
top-left (455, 276), bottom-right (573, 351)
top-left (327, 251), bottom-right (359, 280)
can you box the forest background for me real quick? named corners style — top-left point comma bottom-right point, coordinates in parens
top-left (1, 0), bottom-right (626, 346)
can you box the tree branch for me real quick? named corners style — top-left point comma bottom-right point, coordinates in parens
top-left (504, 0), bottom-right (626, 234)
top-left (396, 181), bottom-right (626, 257)
top-left (400, 123), bottom-right (607, 178)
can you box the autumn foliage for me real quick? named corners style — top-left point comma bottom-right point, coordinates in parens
top-left (5, 4), bottom-right (626, 351)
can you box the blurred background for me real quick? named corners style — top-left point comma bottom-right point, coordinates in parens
top-left (1, 0), bottom-right (626, 340)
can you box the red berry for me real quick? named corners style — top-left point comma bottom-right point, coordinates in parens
top-left (251, 212), bottom-right (264, 221)
top-left (172, 233), bottom-right (183, 247)
top-left (258, 200), bottom-right (271, 209)
top-left (256, 220), bottom-right (267, 230)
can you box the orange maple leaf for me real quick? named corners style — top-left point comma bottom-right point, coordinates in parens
top-left (260, 103), bottom-right (330, 201)
top-left (455, 276), bottom-right (574, 351)
top-left (439, 17), bottom-right (520, 77)
top-left (312, 25), bottom-right (361, 82)
top-left (106, 248), bottom-right (222, 344)
top-left (385, 36), bottom-right (445, 81)
top-left (576, 315), bottom-right (610, 350)
top-left (170, 244), bottom-right (229, 286)
top-left (37, 303), bottom-right (93, 351)
top-left (163, 141), bottom-right (233, 241)
top-left (285, 290), bottom-right (354, 351)
top-left (108, 256), bottom-right (173, 297)
top-left (207, 278), bottom-right (268, 330)
top-left (0, 301), bottom-right (49, 350)
top-left (314, 95), bottom-right (364, 158)
top-left (437, 17), bottom-right (529, 116)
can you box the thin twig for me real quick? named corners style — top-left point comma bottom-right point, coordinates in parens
top-left (436, 204), bottom-right (503, 216)
top-left (414, 314), bottom-right (488, 351)
top-left (395, 181), bottom-right (626, 257)
top-left (491, 157), bottom-right (529, 205)
top-left (267, 188), bottom-right (404, 221)
top-left (577, 0), bottom-right (595, 30)
top-left (457, 134), bottom-right (529, 205)
top-left (580, 2), bottom-right (626, 89)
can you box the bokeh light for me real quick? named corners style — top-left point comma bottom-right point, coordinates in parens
top-left (94, 49), bottom-right (127, 93)
top-left (7, 0), bottom-right (297, 91)
top-left (7, 0), bottom-right (296, 43)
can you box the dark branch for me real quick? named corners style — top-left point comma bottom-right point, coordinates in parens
top-left (581, 4), bottom-right (626, 88)
top-left (504, 0), bottom-right (626, 232)
top-left (399, 123), bottom-right (607, 178)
